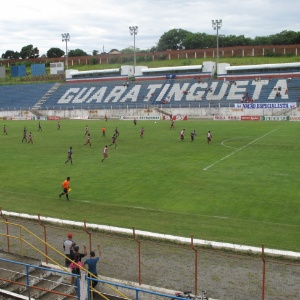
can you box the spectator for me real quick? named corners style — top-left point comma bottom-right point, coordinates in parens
top-left (63, 233), bottom-right (76, 267)
top-left (70, 253), bottom-right (83, 284)
top-left (84, 243), bottom-right (101, 289)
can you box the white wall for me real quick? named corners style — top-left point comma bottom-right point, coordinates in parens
top-left (0, 106), bottom-right (299, 120)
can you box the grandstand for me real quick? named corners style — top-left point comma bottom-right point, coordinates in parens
top-left (0, 83), bottom-right (54, 110)
top-left (0, 77), bottom-right (299, 112)
top-left (0, 62), bottom-right (300, 114)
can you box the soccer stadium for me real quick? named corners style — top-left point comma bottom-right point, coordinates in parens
top-left (0, 53), bottom-right (300, 299)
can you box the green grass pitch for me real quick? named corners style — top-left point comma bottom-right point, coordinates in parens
top-left (1, 118), bottom-right (299, 252)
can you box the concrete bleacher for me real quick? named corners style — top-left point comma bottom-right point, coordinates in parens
top-left (1, 77), bottom-right (299, 111)
top-left (0, 83), bottom-right (55, 110)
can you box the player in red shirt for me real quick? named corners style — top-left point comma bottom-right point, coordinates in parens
top-left (207, 131), bottom-right (212, 144)
top-left (180, 129), bottom-right (185, 141)
top-left (85, 125), bottom-right (89, 136)
top-left (140, 127), bottom-right (145, 138)
top-left (84, 133), bottom-right (92, 147)
top-left (170, 120), bottom-right (174, 130)
top-left (28, 132), bottom-right (33, 143)
top-left (101, 146), bottom-right (108, 162)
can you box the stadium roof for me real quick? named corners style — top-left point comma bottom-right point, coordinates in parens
top-left (141, 65), bottom-right (202, 73)
top-left (226, 62), bottom-right (300, 71)
top-left (69, 68), bottom-right (120, 75)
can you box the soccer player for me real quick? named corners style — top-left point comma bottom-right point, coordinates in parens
top-left (140, 127), bottom-right (145, 138)
top-left (65, 146), bottom-right (73, 164)
top-left (38, 122), bottom-right (42, 132)
top-left (85, 125), bottom-right (89, 136)
top-left (133, 118), bottom-right (137, 126)
top-left (22, 130), bottom-right (27, 143)
top-left (101, 146), bottom-right (108, 162)
top-left (28, 132), bottom-right (33, 143)
top-left (109, 134), bottom-right (117, 149)
top-left (84, 133), bottom-right (92, 147)
top-left (3, 125), bottom-right (7, 135)
top-left (57, 121), bottom-right (61, 130)
top-left (115, 127), bottom-right (119, 137)
top-left (190, 130), bottom-right (196, 142)
top-left (170, 119), bottom-right (175, 130)
top-left (102, 126), bottom-right (106, 137)
top-left (207, 131), bottom-right (212, 144)
top-left (59, 176), bottom-right (71, 201)
top-left (180, 129), bottom-right (185, 141)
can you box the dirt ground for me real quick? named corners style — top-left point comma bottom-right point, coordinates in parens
top-left (0, 216), bottom-right (299, 300)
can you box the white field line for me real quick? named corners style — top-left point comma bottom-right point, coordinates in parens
top-left (2, 210), bottom-right (300, 258)
top-left (203, 128), bottom-right (279, 171)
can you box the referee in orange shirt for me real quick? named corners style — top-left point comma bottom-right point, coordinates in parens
top-left (59, 177), bottom-right (71, 201)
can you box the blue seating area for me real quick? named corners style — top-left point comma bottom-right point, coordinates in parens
top-left (0, 77), bottom-right (299, 111)
top-left (0, 83), bottom-right (55, 110)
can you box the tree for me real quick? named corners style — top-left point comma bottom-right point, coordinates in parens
top-left (270, 30), bottom-right (300, 45)
top-left (149, 46), bottom-right (157, 52)
top-left (47, 47), bottom-right (65, 58)
top-left (253, 36), bottom-right (271, 45)
top-left (92, 50), bottom-right (99, 56)
top-left (184, 33), bottom-right (214, 49)
top-left (20, 44), bottom-right (39, 59)
top-left (1, 50), bottom-right (20, 59)
top-left (220, 35), bottom-right (253, 47)
top-left (156, 28), bottom-right (191, 51)
top-left (121, 47), bottom-right (138, 54)
top-left (68, 49), bottom-right (88, 57)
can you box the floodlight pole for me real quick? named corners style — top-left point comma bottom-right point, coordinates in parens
top-left (129, 26), bottom-right (138, 75)
top-left (61, 33), bottom-right (70, 69)
top-left (212, 19), bottom-right (222, 76)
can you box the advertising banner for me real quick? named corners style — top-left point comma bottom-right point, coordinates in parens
top-left (163, 115), bottom-right (188, 120)
top-left (235, 102), bottom-right (297, 109)
top-left (120, 116), bottom-right (160, 120)
top-left (289, 116), bottom-right (300, 122)
top-left (213, 116), bottom-right (241, 121)
top-left (263, 116), bottom-right (289, 121)
top-left (241, 116), bottom-right (261, 121)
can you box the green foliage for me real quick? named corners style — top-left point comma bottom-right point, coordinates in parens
top-left (121, 56), bottom-right (131, 63)
top-left (158, 54), bottom-right (167, 60)
top-left (156, 29), bottom-right (300, 51)
top-left (181, 59), bottom-right (192, 66)
top-left (0, 120), bottom-right (300, 252)
top-left (144, 55), bottom-right (153, 62)
top-left (90, 57), bottom-right (98, 65)
top-left (157, 28), bottom-right (192, 51)
top-left (121, 47), bottom-right (134, 54)
top-left (20, 44), bottom-right (39, 59)
top-left (47, 47), bottom-right (64, 58)
top-left (2, 50), bottom-right (20, 59)
top-left (68, 49), bottom-right (88, 57)
top-left (108, 57), bottom-right (116, 64)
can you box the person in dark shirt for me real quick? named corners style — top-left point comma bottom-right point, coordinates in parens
top-left (65, 147), bottom-right (73, 164)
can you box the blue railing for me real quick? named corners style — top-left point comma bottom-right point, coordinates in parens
top-left (0, 257), bottom-right (185, 300)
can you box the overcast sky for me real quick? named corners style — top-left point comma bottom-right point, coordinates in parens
top-left (1, 0), bottom-right (299, 56)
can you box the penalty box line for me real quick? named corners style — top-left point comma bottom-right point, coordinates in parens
top-left (203, 128), bottom-right (279, 171)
